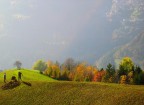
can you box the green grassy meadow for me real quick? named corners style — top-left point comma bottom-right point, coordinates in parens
top-left (0, 69), bottom-right (144, 105)
top-left (0, 69), bottom-right (55, 84)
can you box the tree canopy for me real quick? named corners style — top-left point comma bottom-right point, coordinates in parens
top-left (14, 61), bottom-right (22, 70)
top-left (32, 60), bottom-right (47, 71)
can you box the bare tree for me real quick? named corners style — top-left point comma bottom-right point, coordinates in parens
top-left (14, 61), bottom-right (22, 70)
top-left (63, 58), bottom-right (76, 71)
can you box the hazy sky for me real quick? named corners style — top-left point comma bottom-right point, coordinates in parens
top-left (0, 0), bottom-right (114, 69)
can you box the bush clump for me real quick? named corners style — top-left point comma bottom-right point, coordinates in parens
top-left (1, 76), bottom-right (21, 90)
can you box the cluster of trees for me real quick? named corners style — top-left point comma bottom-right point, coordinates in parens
top-left (32, 57), bottom-right (144, 85)
top-left (118, 57), bottom-right (144, 85)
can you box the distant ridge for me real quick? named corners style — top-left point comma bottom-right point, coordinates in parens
top-left (97, 32), bottom-right (144, 69)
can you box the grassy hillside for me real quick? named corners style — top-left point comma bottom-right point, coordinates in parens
top-left (0, 69), bottom-right (144, 105)
top-left (0, 69), bottom-right (55, 83)
top-left (0, 81), bottom-right (144, 105)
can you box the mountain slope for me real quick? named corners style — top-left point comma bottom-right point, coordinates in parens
top-left (107, 0), bottom-right (144, 42)
top-left (97, 32), bottom-right (144, 69)
top-left (97, 0), bottom-right (144, 69)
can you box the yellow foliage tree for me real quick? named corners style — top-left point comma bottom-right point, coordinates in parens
top-left (120, 75), bottom-right (127, 84)
top-left (44, 60), bottom-right (60, 79)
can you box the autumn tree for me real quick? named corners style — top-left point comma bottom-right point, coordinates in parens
top-left (62, 58), bottom-right (76, 71)
top-left (93, 69), bottom-right (105, 82)
top-left (85, 65), bottom-right (96, 81)
top-left (68, 71), bottom-right (75, 81)
top-left (32, 60), bottom-right (47, 72)
top-left (44, 60), bottom-right (60, 79)
top-left (14, 61), bottom-right (22, 70)
top-left (123, 65), bottom-right (144, 84)
top-left (120, 75), bottom-right (127, 84)
top-left (60, 69), bottom-right (70, 80)
top-left (118, 57), bottom-right (135, 84)
top-left (74, 62), bottom-right (86, 81)
top-left (51, 64), bottom-right (60, 79)
top-left (128, 71), bottom-right (134, 84)
top-left (69, 61), bottom-right (98, 82)
top-left (44, 60), bottom-right (53, 76)
top-left (118, 57), bottom-right (134, 77)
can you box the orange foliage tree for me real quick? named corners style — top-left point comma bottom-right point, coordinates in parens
top-left (44, 60), bottom-right (60, 79)
top-left (93, 70), bottom-right (106, 82)
top-left (73, 62), bottom-right (97, 82)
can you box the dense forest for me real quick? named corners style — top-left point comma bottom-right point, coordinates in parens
top-left (30, 56), bottom-right (144, 85)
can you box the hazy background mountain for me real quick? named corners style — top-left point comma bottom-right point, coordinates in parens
top-left (97, 0), bottom-right (144, 69)
top-left (0, 0), bottom-right (144, 69)
top-left (97, 32), bottom-right (144, 69)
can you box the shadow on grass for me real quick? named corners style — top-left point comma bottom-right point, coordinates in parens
top-left (22, 81), bottom-right (32, 86)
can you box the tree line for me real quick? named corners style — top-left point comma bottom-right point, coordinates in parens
top-left (32, 57), bottom-right (144, 85)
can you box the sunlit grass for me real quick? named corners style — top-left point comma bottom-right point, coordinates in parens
top-left (0, 69), bottom-right (55, 83)
top-left (0, 70), bottom-right (144, 105)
